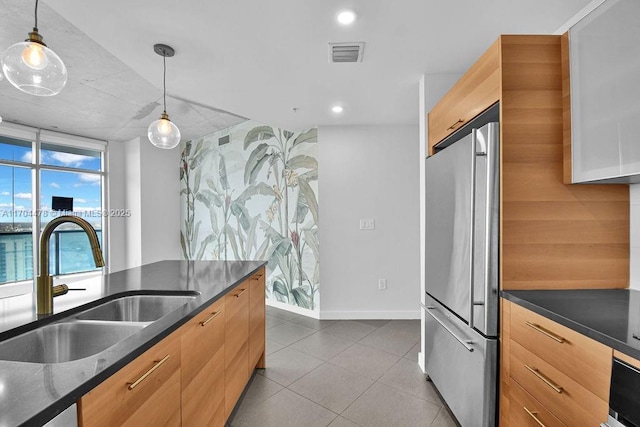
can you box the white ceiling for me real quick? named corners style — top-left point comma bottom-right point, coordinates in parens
top-left (1, 0), bottom-right (594, 141)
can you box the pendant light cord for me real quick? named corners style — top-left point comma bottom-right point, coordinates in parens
top-left (34, 0), bottom-right (39, 30)
top-left (163, 52), bottom-right (167, 114)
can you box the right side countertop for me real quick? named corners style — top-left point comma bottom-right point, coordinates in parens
top-left (501, 289), bottom-right (640, 360)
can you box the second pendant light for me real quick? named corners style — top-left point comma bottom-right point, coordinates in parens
top-left (148, 44), bottom-right (181, 149)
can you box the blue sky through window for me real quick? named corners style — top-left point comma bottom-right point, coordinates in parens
top-left (0, 140), bottom-right (102, 226)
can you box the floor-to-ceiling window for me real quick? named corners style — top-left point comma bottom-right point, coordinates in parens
top-left (0, 124), bottom-right (107, 295)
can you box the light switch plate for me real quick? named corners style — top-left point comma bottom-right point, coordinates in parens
top-left (360, 219), bottom-right (375, 230)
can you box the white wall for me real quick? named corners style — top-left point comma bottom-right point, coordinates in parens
top-left (318, 124), bottom-right (420, 319)
top-left (630, 184), bottom-right (640, 290)
top-left (118, 137), bottom-right (181, 269)
top-left (106, 141), bottom-right (127, 272)
top-left (124, 138), bottom-right (142, 269)
top-left (139, 137), bottom-right (181, 265)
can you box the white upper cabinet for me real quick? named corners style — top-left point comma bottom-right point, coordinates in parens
top-left (569, 0), bottom-right (640, 183)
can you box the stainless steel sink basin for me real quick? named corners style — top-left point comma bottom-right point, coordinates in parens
top-left (0, 321), bottom-right (145, 364)
top-left (75, 295), bottom-right (196, 322)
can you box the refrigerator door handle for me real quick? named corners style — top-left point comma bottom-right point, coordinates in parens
top-left (468, 129), bottom-right (477, 330)
top-left (421, 303), bottom-right (474, 352)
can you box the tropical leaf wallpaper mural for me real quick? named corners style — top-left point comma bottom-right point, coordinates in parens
top-left (180, 120), bottom-right (319, 311)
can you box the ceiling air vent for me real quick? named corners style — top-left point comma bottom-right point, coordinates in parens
top-left (218, 135), bottom-right (230, 146)
top-left (329, 42), bottom-right (365, 63)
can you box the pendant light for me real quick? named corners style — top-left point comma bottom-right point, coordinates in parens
top-left (148, 44), bottom-right (181, 149)
top-left (1, 0), bottom-right (67, 96)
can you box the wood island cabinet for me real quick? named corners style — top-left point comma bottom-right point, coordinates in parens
top-left (248, 271), bottom-right (266, 369)
top-left (224, 280), bottom-right (250, 420)
top-left (181, 297), bottom-right (225, 427)
top-left (77, 266), bottom-right (266, 427)
top-left (77, 332), bottom-right (182, 427)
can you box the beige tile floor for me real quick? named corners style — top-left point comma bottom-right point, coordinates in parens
top-left (227, 306), bottom-right (458, 427)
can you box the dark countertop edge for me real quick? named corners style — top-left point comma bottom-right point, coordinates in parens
top-left (501, 290), bottom-right (640, 362)
top-left (19, 260), bottom-right (267, 427)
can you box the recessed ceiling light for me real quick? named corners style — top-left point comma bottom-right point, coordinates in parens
top-left (337, 10), bottom-right (356, 25)
top-left (332, 105), bottom-right (344, 113)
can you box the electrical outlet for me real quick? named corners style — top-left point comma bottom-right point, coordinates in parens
top-left (360, 219), bottom-right (375, 230)
top-left (378, 279), bottom-right (387, 290)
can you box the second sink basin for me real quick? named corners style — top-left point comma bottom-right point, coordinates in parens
top-left (0, 321), bottom-right (145, 364)
top-left (75, 295), bottom-right (197, 322)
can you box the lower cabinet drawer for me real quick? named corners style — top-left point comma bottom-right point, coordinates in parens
top-left (510, 302), bottom-right (611, 401)
top-left (78, 334), bottom-right (181, 427)
top-left (510, 340), bottom-right (608, 427)
top-left (509, 378), bottom-right (566, 427)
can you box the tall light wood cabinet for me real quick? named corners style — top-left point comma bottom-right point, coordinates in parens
top-left (429, 35), bottom-right (629, 292)
top-left (428, 35), bottom-right (630, 427)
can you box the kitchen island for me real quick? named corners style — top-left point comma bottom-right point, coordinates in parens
top-left (0, 260), bottom-right (266, 427)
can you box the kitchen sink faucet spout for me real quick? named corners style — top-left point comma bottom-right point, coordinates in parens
top-left (37, 215), bottom-right (105, 316)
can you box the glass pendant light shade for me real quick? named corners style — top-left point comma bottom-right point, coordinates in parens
top-left (2, 34), bottom-right (67, 96)
top-left (148, 44), bottom-right (180, 149)
top-left (148, 112), bottom-right (181, 149)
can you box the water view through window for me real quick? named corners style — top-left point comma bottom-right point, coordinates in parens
top-left (0, 132), bottom-right (104, 286)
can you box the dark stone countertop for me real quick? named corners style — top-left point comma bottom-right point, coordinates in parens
top-left (0, 260), bottom-right (266, 427)
top-left (502, 289), bottom-right (640, 361)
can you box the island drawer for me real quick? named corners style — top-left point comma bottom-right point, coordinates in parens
top-left (248, 271), bottom-right (266, 369)
top-left (224, 280), bottom-right (250, 419)
top-left (510, 302), bottom-right (611, 400)
top-left (78, 333), bottom-right (181, 427)
top-left (181, 297), bottom-right (225, 427)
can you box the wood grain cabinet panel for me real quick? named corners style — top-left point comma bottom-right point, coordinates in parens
top-left (508, 378), bottom-right (566, 427)
top-left (510, 303), bottom-right (611, 401)
top-left (427, 39), bottom-right (500, 154)
top-left (510, 340), bottom-right (608, 427)
top-left (181, 298), bottom-right (225, 427)
top-left (249, 270), bottom-right (266, 370)
top-left (428, 35), bottom-right (629, 292)
top-left (502, 300), bottom-right (613, 427)
top-left (224, 280), bottom-right (250, 420)
top-left (78, 333), bottom-right (181, 427)
top-left (77, 268), bottom-right (267, 427)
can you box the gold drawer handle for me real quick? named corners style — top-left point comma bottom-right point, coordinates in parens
top-left (525, 321), bottom-right (565, 343)
top-left (525, 365), bottom-right (563, 394)
top-left (524, 407), bottom-right (546, 427)
top-left (127, 354), bottom-right (170, 391)
top-left (234, 288), bottom-right (247, 298)
top-left (199, 311), bottom-right (221, 327)
top-left (447, 119), bottom-right (464, 130)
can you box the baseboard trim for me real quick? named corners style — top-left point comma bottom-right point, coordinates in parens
top-left (319, 310), bottom-right (421, 320)
top-left (265, 300), bottom-right (422, 320)
top-left (266, 300), bottom-right (321, 319)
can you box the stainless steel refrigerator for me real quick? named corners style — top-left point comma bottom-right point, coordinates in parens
top-left (423, 121), bottom-right (499, 427)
